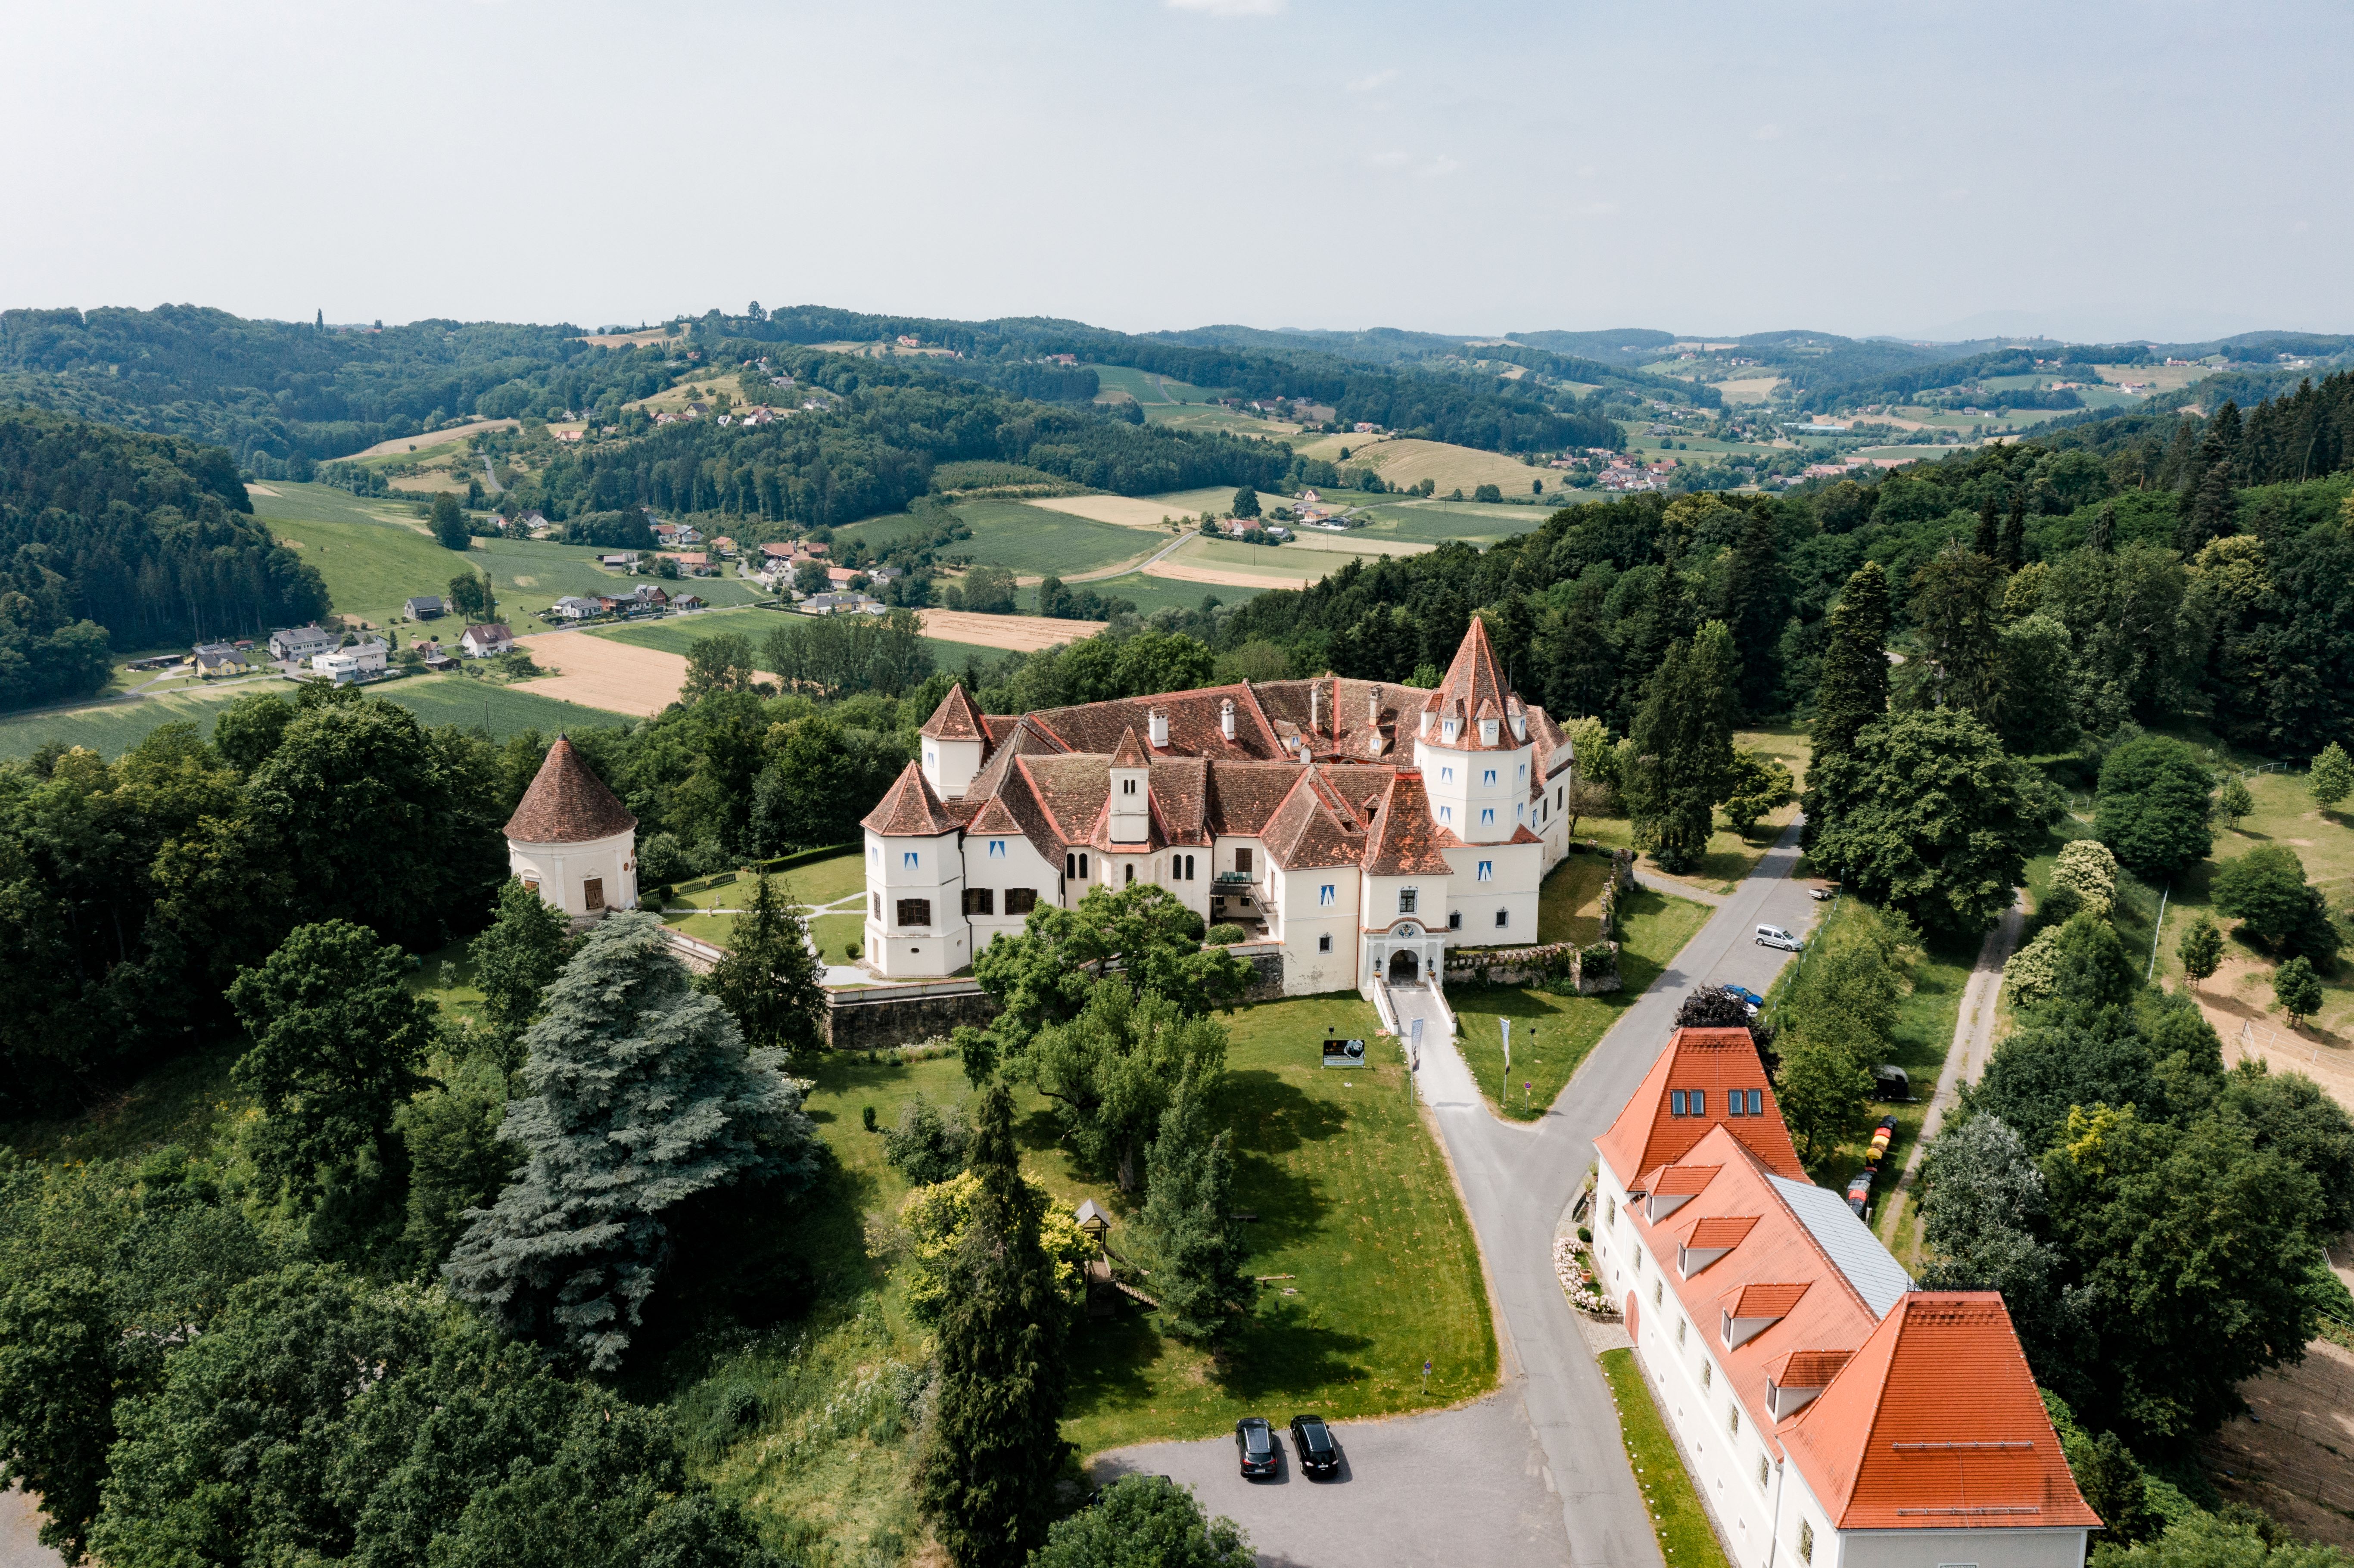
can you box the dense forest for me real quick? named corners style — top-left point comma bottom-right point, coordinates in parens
top-left (0, 408), bottom-right (326, 703)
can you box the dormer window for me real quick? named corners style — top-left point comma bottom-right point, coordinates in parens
top-left (1479, 719), bottom-right (1499, 745)
top-left (1442, 720), bottom-right (1457, 742)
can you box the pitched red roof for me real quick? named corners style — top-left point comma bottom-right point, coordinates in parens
top-left (860, 761), bottom-right (957, 836)
top-left (1110, 725), bottom-right (1150, 769)
top-left (1725, 1281), bottom-right (1810, 1318)
top-left (1779, 1294), bottom-right (2100, 1532)
top-left (1597, 1028), bottom-right (1805, 1187)
top-left (1651, 1164), bottom-right (1722, 1196)
top-left (1423, 618), bottom-right (1516, 749)
top-left (1767, 1350), bottom-right (1855, 1388)
top-left (1687, 1215), bottom-right (1761, 1249)
top-left (1364, 770), bottom-right (1454, 876)
top-left (920, 683), bottom-right (984, 741)
top-left (1262, 765), bottom-right (1364, 871)
top-left (504, 735), bottom-right (636, 844)
top-left (966, 796), bottom-right (1022, 835)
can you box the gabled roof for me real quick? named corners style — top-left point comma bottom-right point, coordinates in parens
top-left (504, 736), bottom-right (637, 845)
top-left (1724, 1281), bottom-right (1810, 1318)
top-left (1596, 1027), bottom-right (1804, 1188)
top-left (1687, 1215), bottom-right (1761, 1250)
top-left (920, 683), bottom-right (985, 742)
top-left (1364, 770), bottom-right (1454, 876)
top-left (965, 796), bottom-right (1023, 836)
top-left (1779, 1293), bottom-right (2099, 1533)
top-left (860, 761), bottom-right (958, 837)
top-left (1110, 726), bottom-right (1151, 769)
top-left (1766, 1350), bottom-right (1855, 1388)
top-left (1262, 765), bottom-right (1366, 871)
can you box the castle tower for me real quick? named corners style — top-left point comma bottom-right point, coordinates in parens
top-left (503, 735), bottom-right (638, 917)
top-left (1415, 618), bottom-right (1535, 846)
top-left (919, 683), bottom-right (988, 798)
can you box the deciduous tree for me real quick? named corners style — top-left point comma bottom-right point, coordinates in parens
top-left (469, 878), bottom-right (576, 1042)
top-left (1030, 1477), bottom-right (1254, 1568)
top-left (2178, 914), bottom-right (2223, 986)
top-left (2094, 735), bottom-right (2213, 882)
top-left (2309, 741), bottom-right (2353, 812)
top-left (1021, 981), bottom-right (1228, 1192)
top-left (2274, 956), bottom-right (2323, 1027)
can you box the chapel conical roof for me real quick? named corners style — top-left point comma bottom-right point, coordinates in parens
top-left (503, 735), bottom-right (638, 844)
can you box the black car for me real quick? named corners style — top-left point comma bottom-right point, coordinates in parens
top-left (1235, 1416), bottom-right (1279, 1478)
top-left (1288, 1414), bottom-right (1340, 1478)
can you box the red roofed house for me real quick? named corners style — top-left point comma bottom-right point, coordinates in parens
top-left (1592, 1028), bottom-right (2099, 1568)
top-left (856, 620), bottom-right (1580, 985)
top-left (502, 736), bottom-right (639, 918)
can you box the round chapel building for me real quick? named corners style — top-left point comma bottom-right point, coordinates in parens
top-left (503, 734), bottom-right (638, 917)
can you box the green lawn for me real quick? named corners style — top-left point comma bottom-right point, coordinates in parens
top-left (372, 674), bottom-right (635, 739)
top-left (1347, 500), bottom-right (1557, 545)
top-left (1087, 364), bottom-right (1208, 405)
top-left (1600, 1348), bottom-right (1731, 1568)
top-left (1073, 572), bottom-right (1263, 617)
top-left (244, 480), bottom-right (423, 527)
top-left (594, 606), bottom-right (786, 657)
top-left (1454, 884), bottom-right (1713, 1120)
top-left (1538, 852), bottom-right (1616, 946)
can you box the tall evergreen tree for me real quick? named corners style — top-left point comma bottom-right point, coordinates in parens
top-left (919, 1083), bottom-right (1069, 1568)
top-left (1974, 498), bottom-right (2000, 558)
top-left (1134, 1075), bottom-right (1249, 1345)
top-left (1716, 505), bottom-right (1789, 719)
top-left (1909, 543), bottom-right (2007, 722)
top-left (1624, 620), bottom-right (1738, 873)
top-left (1998, 492), bottom-right (2026, 569)
top-left (431, 492), bottom-right (469, 551)
top-left (1808, 562), bottom-right (1891, 767)
top-left (701, 872), bottom-right (828, 1061)
top-left (443, 912), bottom-right (818, 1371)
top-left (2086, 500), bottom-right (2115, 552)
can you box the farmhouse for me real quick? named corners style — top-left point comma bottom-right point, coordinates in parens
top-left (858, 620), bottom-right (1577, 987)
top-left (503, 735), bottom-right (638, 918)
top-left (460, 622), bottom-right (514, 657)
top-left (405, 596), bottom-right (446, 620)
top-left (552, 596), bottom-right (604, 621)
top-left (190, 641), bottom-right (247, 678)
top-left (311, 638), bottom-right (388, 684)
top-left (269, 624), bottom-right (336, 662)
top-left (1590, 1028), bottom-right (2099, 1568)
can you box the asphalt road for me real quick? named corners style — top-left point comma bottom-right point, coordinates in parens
top-left (2, 1487), bottom-right (59, 1568)
top-left (1094, 824), bottom-right (1828, 1568)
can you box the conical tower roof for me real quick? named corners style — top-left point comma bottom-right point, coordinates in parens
top-left (861, 760), bottom-right (958, 836)
top-left (919, 682), bottom-right (985, 741)
top-left (1110, 725), bottom-right (1151, 768)
top-left (504, 735), bottom-right (637, 844)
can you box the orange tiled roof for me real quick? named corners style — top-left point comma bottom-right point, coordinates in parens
top-left (1649, 1164), bottom-right (1722, 1196)
top-left (504, 735), bottom-right (637, 844)
top-left (920, 683), bottom-right (985, 741)
top-left (1779, 1293), bottom-right (2100, 1532)
top-left (860, 761), bottom-right (957, 836)
top-left (1687, 1215), bottom-right (1761, 1249)
top-left (1423, 619), bottom-right (1517, 749)
top-left (1768, 1350), bottom-right (1855, 1388)
top-left (1725, 1281), bottom-right (1811, 1318)
top-left (1597, 1028), bottom-right (1804, 1187)
top-left (1364, 770), bottom-right (1454, 875)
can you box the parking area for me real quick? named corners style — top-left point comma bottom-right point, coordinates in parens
top-left (1088, 1393), bottom-right (1572, 1568)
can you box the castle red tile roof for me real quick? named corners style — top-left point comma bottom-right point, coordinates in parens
top-left (920, 683), bottom-right (984, 741)
top-left (1364, 771), bottom-right (1454, 875)
top-left (860, 761), bottom-right (958, 836)
top-left (504, 735), bottom-right (637, 844)
top-left (1597, 1027), bottom-right (1805, 1188)
top-left (965, 796), bottom-right (1022, 836)
top-left (1262, 765), bottom-right (1365, 871)
top-left (1110, 725), bottom-right (1150, 769)
top-left (1778, 1294), bottom-right (2099, 1532)
top-left (1423, 617), bottom-right (1516, 749)
top-left (1767, 1350), bottom-right (1855, 1388)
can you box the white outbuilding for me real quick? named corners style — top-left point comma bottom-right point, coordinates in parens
top-left (502, 735), bottom-right (638, 918)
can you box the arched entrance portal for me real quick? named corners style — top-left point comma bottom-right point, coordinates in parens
top-left (1388, 948), bottom-right (1420, 983)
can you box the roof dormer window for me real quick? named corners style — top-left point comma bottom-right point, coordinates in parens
top-left (1442, 719), bottom-right (1457, 742)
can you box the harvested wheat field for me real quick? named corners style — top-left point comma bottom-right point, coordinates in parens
top-left (1363, 438), bottom-right (1551, 497)
top-left (917, 609), bottom-right (1103, 653)
top-left (1030, 493), bottom-right (1283, 529)
top-left (510, 631), bottom-right (772, 717)
top-left (1143, 558), bottom-right (1319, 590)
top-left (348, 419), bottom-right (519, 459)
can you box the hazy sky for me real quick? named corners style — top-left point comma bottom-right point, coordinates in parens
top-left (9, 0), bottom-right (2350, 342)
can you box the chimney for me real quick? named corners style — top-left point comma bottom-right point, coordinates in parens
top-left (1369, 684), bottom-right (1383, 727)
top-left (1419, 707), bottom-right (1433, 739)
top-left (1149, 709), bottom-right (1168, 748)
top-left (1219, 699), bottom-right (1236, 740)
top-left (1311, 682), bottom-right (1322, 737)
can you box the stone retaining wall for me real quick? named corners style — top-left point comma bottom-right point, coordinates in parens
top-left (1444, 938), bottom-right (1621, 995)
top-left (824, 984), bottom-right (1001, 1050)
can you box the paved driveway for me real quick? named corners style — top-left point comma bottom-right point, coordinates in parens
top-left (1092, 1394), bottom-right (1570, 1568)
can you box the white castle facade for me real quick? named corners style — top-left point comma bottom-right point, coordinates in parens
top-left (859, 619), bottom-right (1578, 996)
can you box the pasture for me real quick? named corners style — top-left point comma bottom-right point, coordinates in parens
top-left (1029, 492), bottom-right (1275, 529)
top-left (1076, 571), bottom-right (1258, 617)
top-left (593, 606), bottom-right (785, 658)
top-left (1347, 498), bottom-right (1556, 545)
top-left (837, 499), bottom-right (1155, 580)
top-left (262, 514), bottom-right (648, 628)
top-left (246, 480), bottom-right (422, 527)
top-left (1357, 437), bottom-right (1554, 498)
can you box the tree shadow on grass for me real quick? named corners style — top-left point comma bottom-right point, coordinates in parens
top-left (1220, 1070), bottom-right (1347, 1157)
top-left (1067, 1306), bottom-right (1174, 1418)
top-left (1225, 1148), bottom-right (1328, 1256)
top-left (1217, 1297), bottom-right (1375, 1404)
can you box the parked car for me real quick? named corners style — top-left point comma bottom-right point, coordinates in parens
top-left (1755, 924), bottom-right (1804, 952)
top-left (1235, 1416), bottom-right (1279, 1478)
top-left (1289, 1414), bottom-right (1340, 1478)
top-left (1722, 984), bottom-right (1765, 1014)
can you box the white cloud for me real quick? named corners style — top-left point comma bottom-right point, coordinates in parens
top-left (1751, 123), bottom-right (1783, 141)
top-left (1366, 151), bottom-right (1411, 169)
top-left (1167, 0), bottom-right (1285, 14)
top-left (1348, 68), bottom-right (1399, 91)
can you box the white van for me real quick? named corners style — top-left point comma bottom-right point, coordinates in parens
top-left (1755, 924), bottom-right (1804, 952)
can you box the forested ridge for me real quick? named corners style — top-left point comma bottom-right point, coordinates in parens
top-left (0, 408), bottom-right (326, 705)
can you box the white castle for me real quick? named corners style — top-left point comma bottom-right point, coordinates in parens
top-left (859, 619), bottom-right (1578, 996)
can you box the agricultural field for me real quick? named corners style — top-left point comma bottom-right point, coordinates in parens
top-left (1085, 364), bottom-right (1208, 406)
top-left (1354, 437), bottom-right (1556, 499)
top-left (916, 609), bottom-right (1100, 653)
top-left (837, 498), bottom-right (1156, 580)
top-left (510, 631), bottom-right (727, 717)
top-left (594, 606), bottom-right (785, 657)
top-left (1029, 492), bottom-right (1278, 530)
top-left (343, 420), bottom-right (520, 460)
top-left (1065, 571), bottom-right (1259, 617)
top-left (245, 479), bottom-right (423, 527)
top-left (1345, 498), bottom-right (1557, 546)
top-left (0, 672), bottom-right (631, 760)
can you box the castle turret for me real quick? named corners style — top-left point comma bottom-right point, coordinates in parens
top-left (503, 735), bottom-right (638, 917)
top-left (919, 683), bottom-right (988, 798)
top-left (1415, 618), bottom-right (1535, 846)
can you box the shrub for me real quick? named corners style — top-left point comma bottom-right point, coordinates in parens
top-left (881, 1093), bottom-right (969, 1186)
top-left (897, 1170), bottom-right (1093, 1324)
top-left (2050, 840), bottom-right (2120, 919)
top-left (1205, 923), bottom-right (1247, 945)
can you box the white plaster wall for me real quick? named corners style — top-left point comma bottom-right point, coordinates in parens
top-left (921, 736), bottom-right (986, 799)
top-left (509, 830), bottom-right (636, 917)
top-left (958, 831), bottom-right (1060, 952)
top-left (863, 828), bottom-right (968, 977)
top-left (1441, 840), bottom-right (1541, 947)
top-left (1833, 1524), bottom-right (2089, 1568)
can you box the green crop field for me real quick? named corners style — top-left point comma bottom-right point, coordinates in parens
top-left (0, 673), bottom-right (630, 760)
top-left (592, 606), bottom-right (786, 657)
top-left (1087, 364), bottom-right (1204, 404)
top-left (244, 480), bottom-right (422, 528)
top-left (1347, 499), bottom-right (1555, 545)
top-left (1077, 572), bottom-right (1259, 617)
top-left (839, 498), bottom-right (1156, 580)
top-left (1146, 404), bottom-right (1296, 441)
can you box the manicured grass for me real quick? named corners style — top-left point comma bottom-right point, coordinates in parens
top-left (1454, 884), bottom-right (1713, 1120)
top-left (1578, 727), bottom-right (1811, 895)
top-left (373, 673), bottom-right (635, 737)
top-left (799, 990), bottom-right (1499, 1457)
top-left (1600, 1348), bottom-right (1732, 1568)
top-left (1538, 852), bottom-right (1615, 946)
top-left (809, 912), bottom-right (862, 964)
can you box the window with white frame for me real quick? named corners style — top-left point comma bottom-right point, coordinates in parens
top-left (925, 749), bottom-right (936, 767)
top-left (1399, 888), bottom-right (1417, 914)
top-left (903, 852), bottom-right (919, 869)
top-left (1483, 769), bottom-right (1496, 785)
top-left (1481, 808), bottom-right (1494, 824)
top-left (988, 840), bottom-right (1006, 857)
top-left (1440, 766), bottom-right (1454, 782)
top-left (1440, 806), bottom-right (1453, 821)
